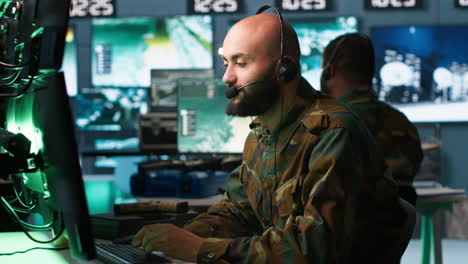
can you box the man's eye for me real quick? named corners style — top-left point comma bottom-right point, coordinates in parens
top-left (222, 63), bottom-right (228, 68)
top-left (237, 62), bottom-right (246, 67)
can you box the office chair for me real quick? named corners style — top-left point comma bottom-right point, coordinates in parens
top-left (382, 198), bottom-right (417, 264)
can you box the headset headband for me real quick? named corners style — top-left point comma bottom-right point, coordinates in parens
top-left (324, 35), bottom-right (348, 69)
top-left (256, 5), bottom-right (284, 61)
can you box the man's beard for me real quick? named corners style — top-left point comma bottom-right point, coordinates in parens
top-left (225, 78), bottom-right (279, 117)
top-left (225, 63), bottom-right (280, 117)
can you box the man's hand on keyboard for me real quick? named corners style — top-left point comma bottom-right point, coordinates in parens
top-left (131, 223), bottom-right (203, 262)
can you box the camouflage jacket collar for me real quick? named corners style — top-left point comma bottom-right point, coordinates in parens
top-left (249, 78), bottom-right (317, 151)
top-left (338, 86), bottom-right (377, 105)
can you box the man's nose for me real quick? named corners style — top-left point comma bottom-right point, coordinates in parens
top-left (222, 66), bottom-right (236, 85)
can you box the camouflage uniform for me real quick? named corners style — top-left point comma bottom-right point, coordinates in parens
top-left (337, 88), bottom-right (423, 205)
top-left (184, 79), bottom-right (405, 264)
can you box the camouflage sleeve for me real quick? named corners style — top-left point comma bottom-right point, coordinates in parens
top-left (383, 117), bottom-right (423, 183)
top-left (183, 165), bottom-right (263, 238)
top-left (347, 99), bottom-right (424, 183)
top-left (193, 127), bottom-right (392, 263)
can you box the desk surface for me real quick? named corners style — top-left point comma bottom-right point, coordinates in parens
top-left (416, 187), bottom-right (467, 203)
top-left (417, 194), bottom-right (468, 203)
top-left (139, 195), bottom-right (223, 207)
top-left (0, 232), bottom-right (194, 264)
top-left (0, 232), bottom-right (102, 264)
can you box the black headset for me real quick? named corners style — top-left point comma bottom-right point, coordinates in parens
top-left (256, 5), bottom-right (298, 82)
top-left (321, 33), bottom-right (374, 83)
top-left (321, 35), bottom-right (349, 82)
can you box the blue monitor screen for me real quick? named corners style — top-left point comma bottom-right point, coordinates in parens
top-left (75, 87), bottom-right (148, 152)
top-left (177, 78), bottom-right (251, 154)
top-left (63, 27), bottom-right (78, 96)
top-left (76, 87), bottom-right (148, 131)
top-left (92, 16), bottom-right (213, 87)
top-left (371, 26), bottom-right (468, 122)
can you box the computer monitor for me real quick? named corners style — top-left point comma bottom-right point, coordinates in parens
top-left (75, 87), bottom-right (148, 153)
top-left (144, 69), bottom-right (214, 154)
top-left (150, 69), bottom-right (214, 111)
top-left (0, 0), bottom-right (95, 260)
top-left (176, 78), bottom-right (251, 154)
top-left (92, 15), bottom-right (213, 88)
top-left (290, 17), bottom-right (359, 90)
top-left (371, 25), bottom-right (468, 122)
top-left (2, 72), bottom-right (96, 260)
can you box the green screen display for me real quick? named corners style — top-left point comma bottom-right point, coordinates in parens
top-left (92, 16), bottom-right (213, 87)
top-left (177, 78), bottom-right (251, 154)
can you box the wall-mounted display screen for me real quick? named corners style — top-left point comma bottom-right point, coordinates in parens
top-left (187, 0), bottom-right (244, 14)
top-left (364, 0), bottom-right (423, 10)
top-left (276, 0), bottom-right (332, 11)
top-left (291, 17), bottom-right (358, 90)
top-left (150, 69), bottom-right (214, 110)
top-left (75, 87), bottom-right (148, 152)
top-left (177, 78), bottom-right (251, 154)
top-left (456, 0), bottom-right (468, 8)
top-left (371, 25), bottom-right (468, 122)
top-left (92, 16), bottom-right (213, 87)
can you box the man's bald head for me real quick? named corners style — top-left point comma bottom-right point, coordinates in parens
top-left (224, 13), bottom-right (300, 63)
top-left (221, 11), bottom-right (302, 118)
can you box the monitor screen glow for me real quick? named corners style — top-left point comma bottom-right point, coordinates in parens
top-left (177, 78), bottom-right (251, 154)
top-left (75, 87), bottom-right (148, 152)
top-left (371, 25), bottom-right (468, 122)
top-left (92, 16), bottom-right (213, 87)
top-left (291, 16), bottom-right (359, 90)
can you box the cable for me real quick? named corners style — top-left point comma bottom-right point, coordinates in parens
top-left (13, 182), bottom-right (36, 208)
top-left (0, 22), bottom-right (43, 70)
top-left (0, 68), bottom-right (38, 98)
top-left (1, 195), bottom-right (66, 244)
top-left (0, 68), bottom-right (22, 83)
top-left (9, 202), bottom-right (37, 213)
top-left (0, 196), bottom-right (53, 230)
top-left (0, 246), bottom-right (68, 256)
top-left (0, 53), bottom-right (40, 98)
top-left (19, 216), bottom-right (65, 244)
top-left (0, 59), bottom-right (33, 69)
top-left (6, 196), bottom-right (18, 204)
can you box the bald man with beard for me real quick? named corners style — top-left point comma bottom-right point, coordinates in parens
top-left (131, 6), bottom-right (406, 264)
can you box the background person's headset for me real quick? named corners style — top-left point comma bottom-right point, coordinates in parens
top-left (256, 5), bottom-right (298, 82)
top-left (320, 35), bottom-right (349, 84)
top-left (320, 33), bottom-right (374, 91)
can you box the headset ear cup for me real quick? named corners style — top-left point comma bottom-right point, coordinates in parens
top-left (278, 59), bottom-right (298, 82)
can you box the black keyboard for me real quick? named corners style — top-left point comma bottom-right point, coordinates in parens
top-left (95, 243), bottom-right (174, 264)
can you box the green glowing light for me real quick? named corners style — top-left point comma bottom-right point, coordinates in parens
top-left (84, 179), bottom-right (117, 214)
top-left (31, 27), bottom-right (44, 39)
top-left (22, 174), bottom-right (28, 184)
top-left (6, 96), bottom-right (44, 153)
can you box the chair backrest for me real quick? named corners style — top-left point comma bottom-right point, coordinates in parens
top-left (382, 197), bottom-right (417, 264)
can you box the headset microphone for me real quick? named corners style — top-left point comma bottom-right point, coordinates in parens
top-left (225, 80), bottom-right (269, 99)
